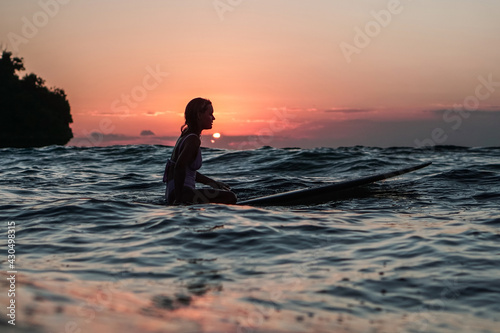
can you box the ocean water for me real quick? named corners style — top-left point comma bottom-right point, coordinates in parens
top-left (0, 145), bottom-right (499, 333)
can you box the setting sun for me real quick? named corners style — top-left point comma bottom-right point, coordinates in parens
top-left (1, 1), bottom-right (498, 148)
top-left (213, 133), bottom-right (221, 139)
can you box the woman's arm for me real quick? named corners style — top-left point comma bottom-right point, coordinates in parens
top-left (196, 172), bottom-right (231, 191)
top-left (195, 172), bottom-right (214, 185)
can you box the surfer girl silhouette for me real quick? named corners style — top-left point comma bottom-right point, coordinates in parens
top-left (163, 98), bottom-right (237, 205)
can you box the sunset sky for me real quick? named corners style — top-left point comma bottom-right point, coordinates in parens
top-left (1, 0), bottom-right (499, 148)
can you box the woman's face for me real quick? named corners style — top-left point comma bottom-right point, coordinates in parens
top-left (199, 104), bottom-right (215, 130)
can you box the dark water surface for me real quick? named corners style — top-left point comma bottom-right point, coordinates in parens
top-left (1, 145), bottom-right (499, 333)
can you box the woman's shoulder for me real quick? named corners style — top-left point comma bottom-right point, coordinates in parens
top-left (180, 133), bottom-right (201, 147)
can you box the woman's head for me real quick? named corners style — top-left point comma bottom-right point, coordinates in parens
top-left (182, 98), bottom-right (214, 134)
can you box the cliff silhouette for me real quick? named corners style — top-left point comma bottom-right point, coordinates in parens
top-left (0, 50), bottom-right (73, 148)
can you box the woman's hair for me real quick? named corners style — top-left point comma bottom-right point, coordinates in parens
top-left (181, 97), bottom-right (212, 135)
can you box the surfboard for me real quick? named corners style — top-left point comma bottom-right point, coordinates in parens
top-left (237, 161), bottom-right (432, 206)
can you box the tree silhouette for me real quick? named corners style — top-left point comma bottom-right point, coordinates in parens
top-left (0, 50), bottom-right (73, 148)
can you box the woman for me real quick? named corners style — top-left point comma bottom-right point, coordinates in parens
top-left (163, 98), bottom-right (237, 205)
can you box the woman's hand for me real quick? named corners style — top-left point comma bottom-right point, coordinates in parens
top-left (210, 181), bottom-right (231, 191)
top-left (196, 172), bottom-right (232, 191)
